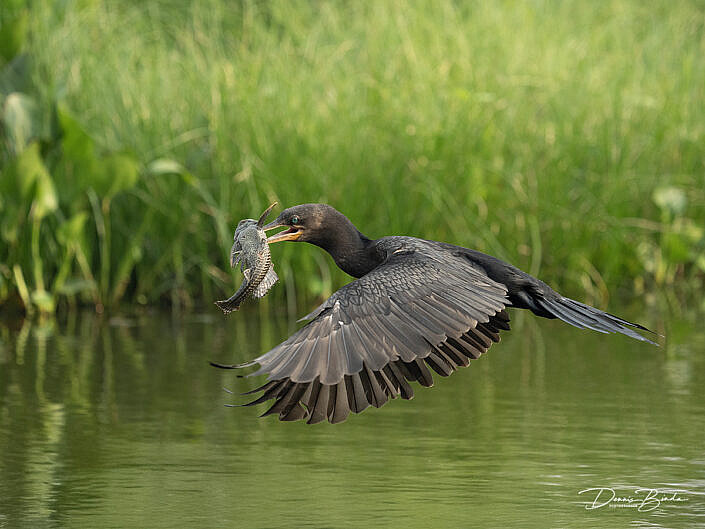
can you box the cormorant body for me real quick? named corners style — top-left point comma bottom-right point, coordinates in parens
top-left (212, 203), bottom-right (655, 424)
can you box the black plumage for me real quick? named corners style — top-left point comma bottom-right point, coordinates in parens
top-left (212, 203), bottom-right (656, 424)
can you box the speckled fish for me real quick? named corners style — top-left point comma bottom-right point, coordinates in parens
top-left (215, 203), bottom-right (279, 313)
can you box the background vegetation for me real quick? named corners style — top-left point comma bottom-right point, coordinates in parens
top-left (1, 0), bottom-right (704, 316)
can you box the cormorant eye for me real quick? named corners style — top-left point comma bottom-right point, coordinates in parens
top-left (290, 215), bottom-right (301, 225)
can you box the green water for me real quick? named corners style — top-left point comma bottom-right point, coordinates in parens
top-left (0, 307), bottom-right (703, 528)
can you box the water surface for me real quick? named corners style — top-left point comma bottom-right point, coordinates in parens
top-left (1, 307), bottom-right (703, 528)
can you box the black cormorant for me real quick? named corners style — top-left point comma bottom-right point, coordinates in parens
top-left (212, 203), bottom-right (655, 424)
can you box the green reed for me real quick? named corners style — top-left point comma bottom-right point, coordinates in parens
top-left (1, 0), bottom-right (703, 315)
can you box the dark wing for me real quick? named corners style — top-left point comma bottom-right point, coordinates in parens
top-left (220, 247), bottom-right (511, 424)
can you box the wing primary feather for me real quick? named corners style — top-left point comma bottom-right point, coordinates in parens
top-left (242, 380), bottom-right (288, 406)
top-left (298, 383), bottom-right (314, 409)
top-left (476, 322), bottom-right (501, 343)
top-left (280, 400), bottom-right (308, 421)
top-left (344, 374), bottom-right (369, 413)
top-left (210, 360), bottom-right (256, 369)
top-left (441, 338), bottom-right (477, 362)
top-left (413, 359), bottom-right (434, 387)
top-left (357, 368), bottom-right (375, 406)
top-left (424, 351), bottom-right (453, 376)
top-left (374, 368), bottom-right (399, 398)
top-left (453, 335), bottom-right (485, 358)
top-left (481, 320), bottom-right (502, 334)
top-left (463, 328), bottom-right (492, 349)
top-left (363, 364), bottom-right (388, 407)
top-left (273, 383), bottom-right (307, 418)
top-left (273, 383), bottom-right (307, 417)
top-left (491, 312), bottom-right (511, 330)
top-left (326, 383), bottom-right (337, 421)
top-left (241, 380), bottom-right (279, 396)
top-left (302, 379), bottom-right (320, 411)
top-left (307, 383), bottom-right (329, 424)
top-left (386, 363), bottom-right (414, 400)
top-left (436, 343), bottom-right (468, 368)
top-left (351, 372), bottom-right (370, 412)
top-left (344, 375), bottom-right (357, 413)
top-left (397, 360), bottom-right (418, 382)
top-left (259, 382), bottom-right (298, 417)
top-left (495, 309), bottom-right (510, 322)
top-left (331, 380), bottom-right (351, 423)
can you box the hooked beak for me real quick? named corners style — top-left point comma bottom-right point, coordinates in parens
top-left (264, 221), bottom-right (303, 243)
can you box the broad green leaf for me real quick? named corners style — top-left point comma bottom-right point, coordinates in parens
top-left (57, 103), bottom-right (96, 166)
top-left (55, 103), bottom-right (100, 203)
top-left (57, 211), bottom-right (88, 244)
top-left (101, 153), bottom-right (139, 198)
top-left (32, 168), bottom-right (58, 219)
top-left (2, 92), bottom-right (38, 153)
top-left (2, 142), bottom-right (57, 220)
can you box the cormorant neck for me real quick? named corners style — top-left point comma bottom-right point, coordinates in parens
top-left (312, 214), bottom-right (380, 278)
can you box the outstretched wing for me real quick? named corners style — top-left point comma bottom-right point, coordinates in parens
top-left (217, 246), bottom-right (511, 424)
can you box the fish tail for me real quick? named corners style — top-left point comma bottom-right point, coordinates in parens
top-left (214, 278), bottom-right (253, 313)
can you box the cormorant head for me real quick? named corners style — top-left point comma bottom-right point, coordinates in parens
top-left (263, 203), bottom-right (341, 245)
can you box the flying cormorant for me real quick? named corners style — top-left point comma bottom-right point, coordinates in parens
top-left (212, 203), bottom-right (655, 424)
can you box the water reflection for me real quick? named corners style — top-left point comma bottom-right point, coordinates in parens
top-left (0, 307), bottom-right (703, 528)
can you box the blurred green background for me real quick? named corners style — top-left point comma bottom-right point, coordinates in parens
top-left (1, 0), bottom-right (703, 316)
